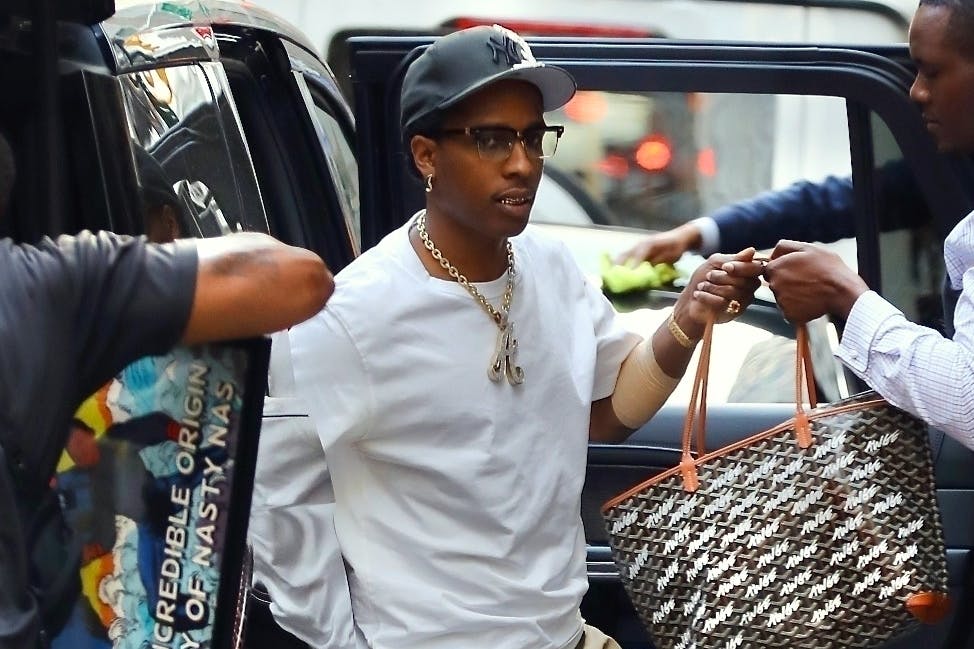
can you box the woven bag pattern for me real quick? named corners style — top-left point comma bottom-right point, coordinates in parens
top-left (603, 390), bottom-right (948, 649)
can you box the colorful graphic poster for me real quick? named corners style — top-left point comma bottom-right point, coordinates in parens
top-left (51, 340), bottom-right (269, 649)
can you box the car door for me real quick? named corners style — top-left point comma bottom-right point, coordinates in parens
top-left (9, 9), bottom-right (357, 648)
top-left (76, 8), bottom-right (359, 269)
top-left (212, 23), bottom-right (360, 272)
top-left (348, 35), bottom-right (974, 649)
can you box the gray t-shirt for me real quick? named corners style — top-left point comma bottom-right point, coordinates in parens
top-left (0, 230), bottom-right (197, 481)
top-left (0, 230), bottom-right (197, 648)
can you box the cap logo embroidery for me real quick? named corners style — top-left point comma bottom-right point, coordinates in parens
top-left (487, 24), bottom-right (542, 70)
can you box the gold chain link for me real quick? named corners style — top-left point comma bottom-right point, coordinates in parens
top-left (416, 210), bottom-right (515, 328)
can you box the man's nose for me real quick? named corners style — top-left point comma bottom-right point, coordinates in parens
top-left (504, 136), bottom-right (535, 174)
top-left (909, 77), bottom-right (929, 105)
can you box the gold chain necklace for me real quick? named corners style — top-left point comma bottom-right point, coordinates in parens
top-left (416, 210), bottom-right (524, 385)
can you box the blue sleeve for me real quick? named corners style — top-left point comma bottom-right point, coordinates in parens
top-left (711, 175), bottom-right (855, 252)
top-left (710, 159), bottom-right (930, 253)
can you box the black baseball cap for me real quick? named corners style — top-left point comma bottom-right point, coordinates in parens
top-left (400, 24), bottom-right (577, 135)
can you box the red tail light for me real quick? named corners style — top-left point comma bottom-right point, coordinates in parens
top-left (634, 135), bottom-right (672, 173)
top-left (697, 147), bottom-right (717, 177)
top-left (564, 92), bottom-right (608, 123)
top-left (446, 17), bottom-right (655, 38)
top-left (598, 154), bottom-right (630, 179)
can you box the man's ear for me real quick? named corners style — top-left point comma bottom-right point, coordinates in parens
top-left (409, 134), bottom-right (437, 179)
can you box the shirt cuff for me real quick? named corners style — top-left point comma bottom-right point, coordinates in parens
top-left (692, 216), bottom-right (720, 255)
top-left (835, 290), bottom-right (902, 372)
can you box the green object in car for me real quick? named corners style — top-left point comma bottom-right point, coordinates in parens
top-left (160, 2), bottom-right (194, 20)
top-left (600, 253), bottom-right (681, 294)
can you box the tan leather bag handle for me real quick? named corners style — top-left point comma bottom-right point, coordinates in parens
top-left (679, 316), bottom-right (817, 492)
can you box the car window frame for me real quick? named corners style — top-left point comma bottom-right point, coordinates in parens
top-left (215, 28), bottom-right (357, 270)
top-left (350, 37), bottom-right (973, 255)
top-left (348, 35), bottom-right (974, 421)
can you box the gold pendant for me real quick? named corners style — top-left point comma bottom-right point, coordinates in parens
top-left (489, 319), bottom-right (524, 385)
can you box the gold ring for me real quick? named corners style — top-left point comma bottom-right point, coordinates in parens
top-left (725, 299), bottom-right (741, 315)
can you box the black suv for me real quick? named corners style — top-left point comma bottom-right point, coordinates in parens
top-left (1, 2), bottom-right (357, 647)
top-left (3, 1), bottom-right (974, 648)
top-left (0, 0), bottom-right (358, 266)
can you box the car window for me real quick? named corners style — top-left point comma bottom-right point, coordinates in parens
top-left (119, 62), bottom-right (268, 240)
top-left (538, 90), bottom-right (956, 408)
top-left (214, 34), bottom-right (357, 271)
top-left (544, 90), bottom-right (852, 234)
top-left (293, 72), bottom-right (362, 254)
top-left (868, 114), bottom-right (946, 330)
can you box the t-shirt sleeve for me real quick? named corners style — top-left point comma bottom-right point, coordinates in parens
top-left (544, 237), bottom-right (641, 401)
top-left (39, 231), bottom-right (197, 395)
top-left (586, 279), bottom-right (641, 401)
top-left (288, 307), bottom-right (374, 450)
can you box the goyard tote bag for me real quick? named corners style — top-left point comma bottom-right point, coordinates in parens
top-left (602, 320), bottom-right (950, 649)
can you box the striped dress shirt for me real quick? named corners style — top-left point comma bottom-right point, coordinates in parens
top-left (837, 209), bottom-right (974, 450)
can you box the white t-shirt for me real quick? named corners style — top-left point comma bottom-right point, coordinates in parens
top-left (250, 333), bottom-right (362, 648)
top-left (289, 215), bottom-right (640, 649)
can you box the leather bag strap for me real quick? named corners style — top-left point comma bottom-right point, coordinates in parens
top-left (679, 317), bottom-right (817, 492)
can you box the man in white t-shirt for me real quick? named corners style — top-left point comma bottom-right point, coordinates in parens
top-left (287, 24), bottom-right (763, 649)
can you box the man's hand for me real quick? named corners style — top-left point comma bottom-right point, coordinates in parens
top-left (615, 223), bottom-right (702, 265)
top-left (680, 247), bottom-right (764, 334)
top-left (761, 240), bottom-right (869, 323)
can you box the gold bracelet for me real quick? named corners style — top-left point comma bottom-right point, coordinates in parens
top-left (667, 313), bottom-right (698, 349)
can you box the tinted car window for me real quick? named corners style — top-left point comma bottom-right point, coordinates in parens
top-left (294, 73), bottom-right (361, 254)
top-left (119, 62), bottom-right (268, 239)
top-left (867, 114), bottom-right (945, 330)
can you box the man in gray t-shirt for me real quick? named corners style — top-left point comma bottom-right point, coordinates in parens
top-left (0, 132), bottom-right (335, 649)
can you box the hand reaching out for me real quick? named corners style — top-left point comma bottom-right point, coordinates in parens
top-left (716, 239), bottom-right (869, 324)
top-left (615, 223), bottom-right (703, 265)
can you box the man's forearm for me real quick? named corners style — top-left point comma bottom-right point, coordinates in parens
top-left (184, 233), bottom-right (332, 344)
top-left (838, 291), bottom-right (974, 449)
